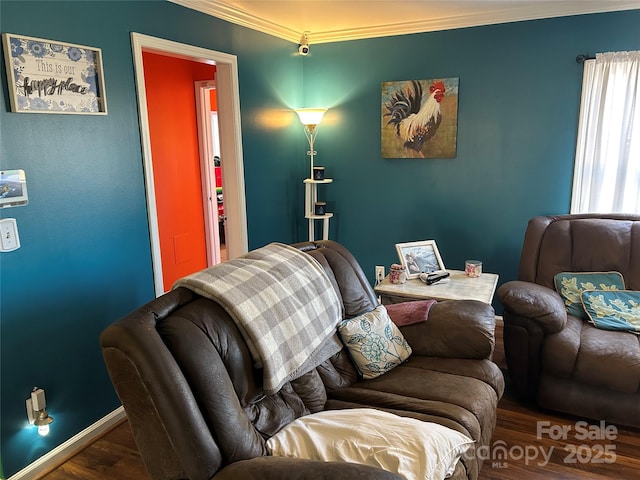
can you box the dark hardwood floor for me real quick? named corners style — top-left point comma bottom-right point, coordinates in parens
top-left (39, 323), bottom-right (640, 480)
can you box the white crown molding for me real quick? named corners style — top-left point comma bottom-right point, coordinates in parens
top-left (312, 2), bottom-right (640, 43)
top-left (171, 1), bottom-right (640, 44)
top-left (170, 0), bottom-right (302, 43)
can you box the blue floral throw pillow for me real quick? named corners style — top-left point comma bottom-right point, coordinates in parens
top-left (581, 290), bottom-right (640, 333)
top-left (337, 305), bottom-right (412, 379)
top-left (554, 272), bottom-right (625, 319)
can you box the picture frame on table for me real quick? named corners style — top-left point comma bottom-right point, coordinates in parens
top-left (395, 240), bottom-right (446, 279)
top-left (2, 33), bottom-right (107, 114)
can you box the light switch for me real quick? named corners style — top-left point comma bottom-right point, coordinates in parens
top-left (0, 218), bottom-right (20, 252)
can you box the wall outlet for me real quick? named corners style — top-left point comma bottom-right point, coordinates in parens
top-left (375, 265), bottom-right (385, 283)
top-left (0, 218), bottom-right (20, 252)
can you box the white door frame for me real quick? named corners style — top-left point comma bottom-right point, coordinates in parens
top-left (131, 33), bottom-right (248, 296)
top-left (194, 80), bottom-right (221, 267)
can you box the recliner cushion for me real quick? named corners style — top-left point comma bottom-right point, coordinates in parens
top-left (301, 243), bottom-right (378, 318)
top-left (534, 218), bottom-right (637, 289)
top-left (156, 299), bottom-right (268, 461)
top-left (157, 297), bottom-right (326, 454)
top-left (327, 356), bottom-right (504, 445)
top-left (543, 316), bottom-right (640, 393)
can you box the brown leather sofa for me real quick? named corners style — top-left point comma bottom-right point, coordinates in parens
top-left (100, 240), bottom-right (504, 480)
top-left (497, 214), bottom-right (640, 428)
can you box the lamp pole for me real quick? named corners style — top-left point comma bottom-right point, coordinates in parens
top-left (304, 124), bottom-right (318, 179)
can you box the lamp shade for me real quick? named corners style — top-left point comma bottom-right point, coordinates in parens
top-left (295, 108), bottom-right (327, 126)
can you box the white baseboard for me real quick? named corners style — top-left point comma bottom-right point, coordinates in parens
top-left (8, 406), bottom-right (126, 480)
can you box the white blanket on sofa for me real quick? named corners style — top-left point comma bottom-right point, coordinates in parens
top-left (173, 243), bottom-right (343, 394)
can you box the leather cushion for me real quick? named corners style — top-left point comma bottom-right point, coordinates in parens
top-left (535, 218), bottom-right (638, 289)
top-left (543, 316), bottom-right (640, 393)
top-left (327, 356), bottom-right (503, 444)
top-left (157, 298), bottom-right (326, 453)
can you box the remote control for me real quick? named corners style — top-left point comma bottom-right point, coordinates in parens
top-left (423, 271), bottom-right (450, 285)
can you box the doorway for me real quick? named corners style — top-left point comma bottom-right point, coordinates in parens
top-left (131, 33), bottom-right (248, 296)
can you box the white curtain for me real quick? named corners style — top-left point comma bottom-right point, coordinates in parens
top-left (571, 51), bottom-right (640, 213)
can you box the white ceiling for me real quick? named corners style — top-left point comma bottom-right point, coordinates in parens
top-left (171, 0), bottom-right (640, 44)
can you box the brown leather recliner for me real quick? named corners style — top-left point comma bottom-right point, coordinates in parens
top-left (100, 240), bottom-right (503, 480)
top-left (497, 214), bottom-right (640, 428)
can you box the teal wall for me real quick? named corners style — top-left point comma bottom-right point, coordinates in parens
top-left (1, 1), bottom-right (639, 476)
top-left (0, 1), bottom-right (301, 475)
top-left (303, 11), bottom-right (640, 292)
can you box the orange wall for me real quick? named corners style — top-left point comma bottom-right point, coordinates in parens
top-left (143, 51), bottom-right (216, 291)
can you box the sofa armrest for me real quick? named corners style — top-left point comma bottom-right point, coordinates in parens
top-left (497, 281), bottom-right (567, 334)
top-left (400, 300), bottom-right (495, 359)
top-left (213, 456), bottom-right (404, 480)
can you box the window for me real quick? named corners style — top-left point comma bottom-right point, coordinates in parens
top-left (571, 51), bottom-right (640, 213)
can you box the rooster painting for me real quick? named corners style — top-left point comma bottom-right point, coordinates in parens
top-left (382, 78), bottom-right (458, 158)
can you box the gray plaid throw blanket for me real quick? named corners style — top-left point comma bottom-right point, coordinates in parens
top-left (173, 243), bottom-right (343, 394)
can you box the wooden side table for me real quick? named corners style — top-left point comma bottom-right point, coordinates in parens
top-left (374, 269), bottom-right (499, 305)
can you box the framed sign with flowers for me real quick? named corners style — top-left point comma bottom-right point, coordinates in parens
top-left (2, 33), bottom-right (107, 114)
